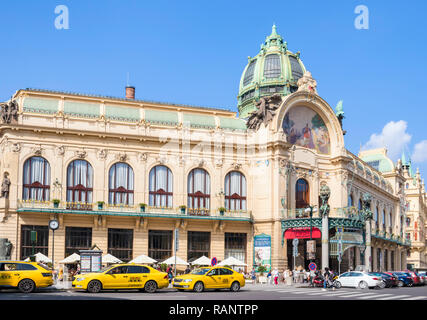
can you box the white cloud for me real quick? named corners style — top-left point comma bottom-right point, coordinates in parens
top-left (412, 140), bottom-right (427, 163)
top-left (362, 120), bottom-right (412, 160)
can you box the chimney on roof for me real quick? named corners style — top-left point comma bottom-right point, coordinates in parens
top-left (125, 86), bottom-right (135, 100)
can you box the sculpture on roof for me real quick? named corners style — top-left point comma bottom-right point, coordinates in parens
top-left (246, 94), bottom-right (282, 131)
top-left (0, 99), bottom-right (18, 124)
top-left (297, 71), bottom-right (317, 94)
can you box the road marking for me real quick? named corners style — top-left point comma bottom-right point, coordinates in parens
top-left (335, 292), bottom-right (380, 298)
top-left (402, 296), bottom-right (427, 300)
top-left (376, 295), bottom-right (411, 300)
top-left (305, 290), bottom-right (353, 296)
top-left (357, 293), bottom-right (393, 300)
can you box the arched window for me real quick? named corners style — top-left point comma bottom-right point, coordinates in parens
top-left (348, 194), bottom-right (354, 207)
top-left (23, 157), bottom-right (51, 201)
top-left (375, 207), bottom-right (379, 222)
top-left (188, 168), bottom-right (210, 213)
top-left (149, 166), bottom-right (173, 207)
top-left (225, 171), bottom-right (247, 211)
top-left (264, 54), bottom-right (281, 79)
top-left (295, 179), bottom-right (309, 209)
top-left (66, 160), bottom-right (93, 209)
top-left (243, 60), bottom-right (256, 86)
top-left (389, 211), bottom-right (393, 228)
top-left (109, 163), bottom-right (134, 205)
top-left (358, 199), bottom-right (363, 211)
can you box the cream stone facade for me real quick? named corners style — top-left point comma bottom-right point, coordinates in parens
top-left (0, 26), bottom-right (421, 273)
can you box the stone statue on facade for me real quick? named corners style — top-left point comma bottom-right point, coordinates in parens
top-left (361, 192), bottom-right (373, 221)
top-left (0, 100), bottom-right (18, 124)
top-left (0, 172), bottom-right (11, 199)
top-left (0, 238), bottom-right (12, 260)
top-left (319, 184), bottom-right (331, 217)
top-left (246, 94), bottom-right (282, 131)
top-left (297, 71), bottom-right (317, 94)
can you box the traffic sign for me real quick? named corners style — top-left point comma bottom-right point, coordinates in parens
top-left (308, 262), bottom-right (317, 271)
top-left (211, 257), bottom-right (217, 266)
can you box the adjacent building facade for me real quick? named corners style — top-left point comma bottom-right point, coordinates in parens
top-left (0, 26), bottom-right (423, 272)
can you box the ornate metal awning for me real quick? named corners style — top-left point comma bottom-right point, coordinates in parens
top-left (330, 231), bottom-right (364, 256)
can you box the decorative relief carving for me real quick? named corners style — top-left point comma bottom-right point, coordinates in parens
top-left (32, 145), bottom-right (43, 156)
top-left (11, 143), bottom-right (21, 153)
top-left (297, 71), bottom-right (317, 94)
top-left (97, 149), bottom-right (107, 160)
top-left (138, 153), bottom-right (148, 162)
top-left (55, 146), bottom-right (65, 156)
top-left (116, 152), bottom-right (127, 162)
top-left (0, 100), bottom-right (18, 124)
top-left (214, 158), bottom-right (223, 168)
top-left (232, 162), bottom-right (242, 170)
top-left (75, 150), bottom-right (87, 159)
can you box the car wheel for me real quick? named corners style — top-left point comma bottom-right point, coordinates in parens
top-left (230, 281), bottom-right (240, 292)
top-left (378, 281), bottom-right (386, 289)
top-left (87, 280), bottom-right (102, 293)
top-left (193, 281), bottom-right (204, 293)
top-left (144, 280), bottom-right (157, 293)
top-left (397, 280), bottom-right (404, 287)
top-left (358, 281), bottom-right (368, 290)
top-left (335, 281), bottom-right (342, 289)
top-left (18, 279), bottom-right (35, 293)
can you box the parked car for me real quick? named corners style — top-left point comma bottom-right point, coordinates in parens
top-left (72, 264), bottom-right (169, 293)
top-left (418, 272), bottom-right (427, 285)
top-left (0, 261), bottom-right (54, 293)
top-left (368, 272), bottom-right (397, 288)
top-left (172, 266), bottom-right (245, 292)
top-left (404, 270), bottom-right (422, 286)
top-left (385, 272), bottom-right (413, 287)
top-left (335, 271), bottom-right (383, 289)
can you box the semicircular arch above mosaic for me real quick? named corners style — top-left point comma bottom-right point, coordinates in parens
top-left (282, 106), bottom-right (331, 154)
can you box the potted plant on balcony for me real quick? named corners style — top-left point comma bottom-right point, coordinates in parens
top-left (139, 203), bottom-right (147, 213)
top-left (179, 205), bottom-right (186, 214)
top-left (52, 199), bottom-right (60, 208)
top-left (218, 207), bottom-right (226, 216)
top-left (97, 201), bottom-right (105, 210)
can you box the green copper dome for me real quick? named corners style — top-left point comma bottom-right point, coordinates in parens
top-left (237, 25), bottom-right (307, 118)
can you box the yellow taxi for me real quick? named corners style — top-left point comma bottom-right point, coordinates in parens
top-left (72, 264), bottom-right (169, 293)
top-left (172, 266), bottom-right (245, 292)
top-left (0, 261), bottom-right (54, 293)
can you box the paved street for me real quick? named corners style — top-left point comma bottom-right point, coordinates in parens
top-left (0, 283), bottom-right (426, 300)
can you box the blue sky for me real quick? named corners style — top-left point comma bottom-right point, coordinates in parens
top-left (0, 0), bottom-right (426, 178)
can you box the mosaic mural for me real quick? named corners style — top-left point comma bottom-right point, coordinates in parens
top-left (282, 106), bottom-right (331, 154)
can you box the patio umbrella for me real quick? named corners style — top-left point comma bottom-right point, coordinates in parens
top-left (191, 255), bottom-right (211, 266)
top-left (129, 254), bottom-right (157, 264)
top-left (218, 256), bottom-right (247, 267)
top-left (102, 253), bottom-right (122, 264)
top-left (59, 253), bottom-right (80, 264)
top-left (161, 256), bottom-right (189, 266)
top-left (24, 252), bottom-right (52, 263)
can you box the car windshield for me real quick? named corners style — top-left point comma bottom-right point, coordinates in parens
top-left (190, 268), bottom-right (210, 275)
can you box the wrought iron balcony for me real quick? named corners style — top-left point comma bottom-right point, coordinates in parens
top-left (16, 200), bottom-right (252, 221)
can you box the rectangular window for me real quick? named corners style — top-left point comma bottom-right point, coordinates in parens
top-left (225, 233), bottom-right (247, 263)
top-left (108, 228), bottom-right (133, 262)
top-left (148, 230), bottom-right (172, 261)
top-left (20, 225), bottom-right (49, 260)
top-left (187, 231), bottom-right (210, 262)
top-left (65, 227), bottom-right (92, 257)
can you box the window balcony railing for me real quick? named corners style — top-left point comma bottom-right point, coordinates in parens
top-left (17, 200), bottom-right (252, 220)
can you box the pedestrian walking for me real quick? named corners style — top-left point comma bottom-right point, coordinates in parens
top-left (303, 269), bottom-right (308, 283)
top-left (251, 269), bottom-right (256, 284)
top-left (267, 270), bottom-right (272, 285)
top-left (272, 268), bottom-right (279, 285)
top-left (322, 267), bottom-right (331, 291)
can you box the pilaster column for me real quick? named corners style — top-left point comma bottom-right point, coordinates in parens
top-left (364, 220), bottom-right (372, 272)
top-left (321, 214), bottom-right (329, 270)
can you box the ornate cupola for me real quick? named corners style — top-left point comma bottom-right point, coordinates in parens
top-left (237, 25), bottom-right (307, 118)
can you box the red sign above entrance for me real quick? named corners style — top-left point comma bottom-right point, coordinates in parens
top-left (284, 227), bottom-right (321, 239)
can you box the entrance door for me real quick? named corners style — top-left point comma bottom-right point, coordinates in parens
top-left (205, 268), bottom-right (221, 288)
